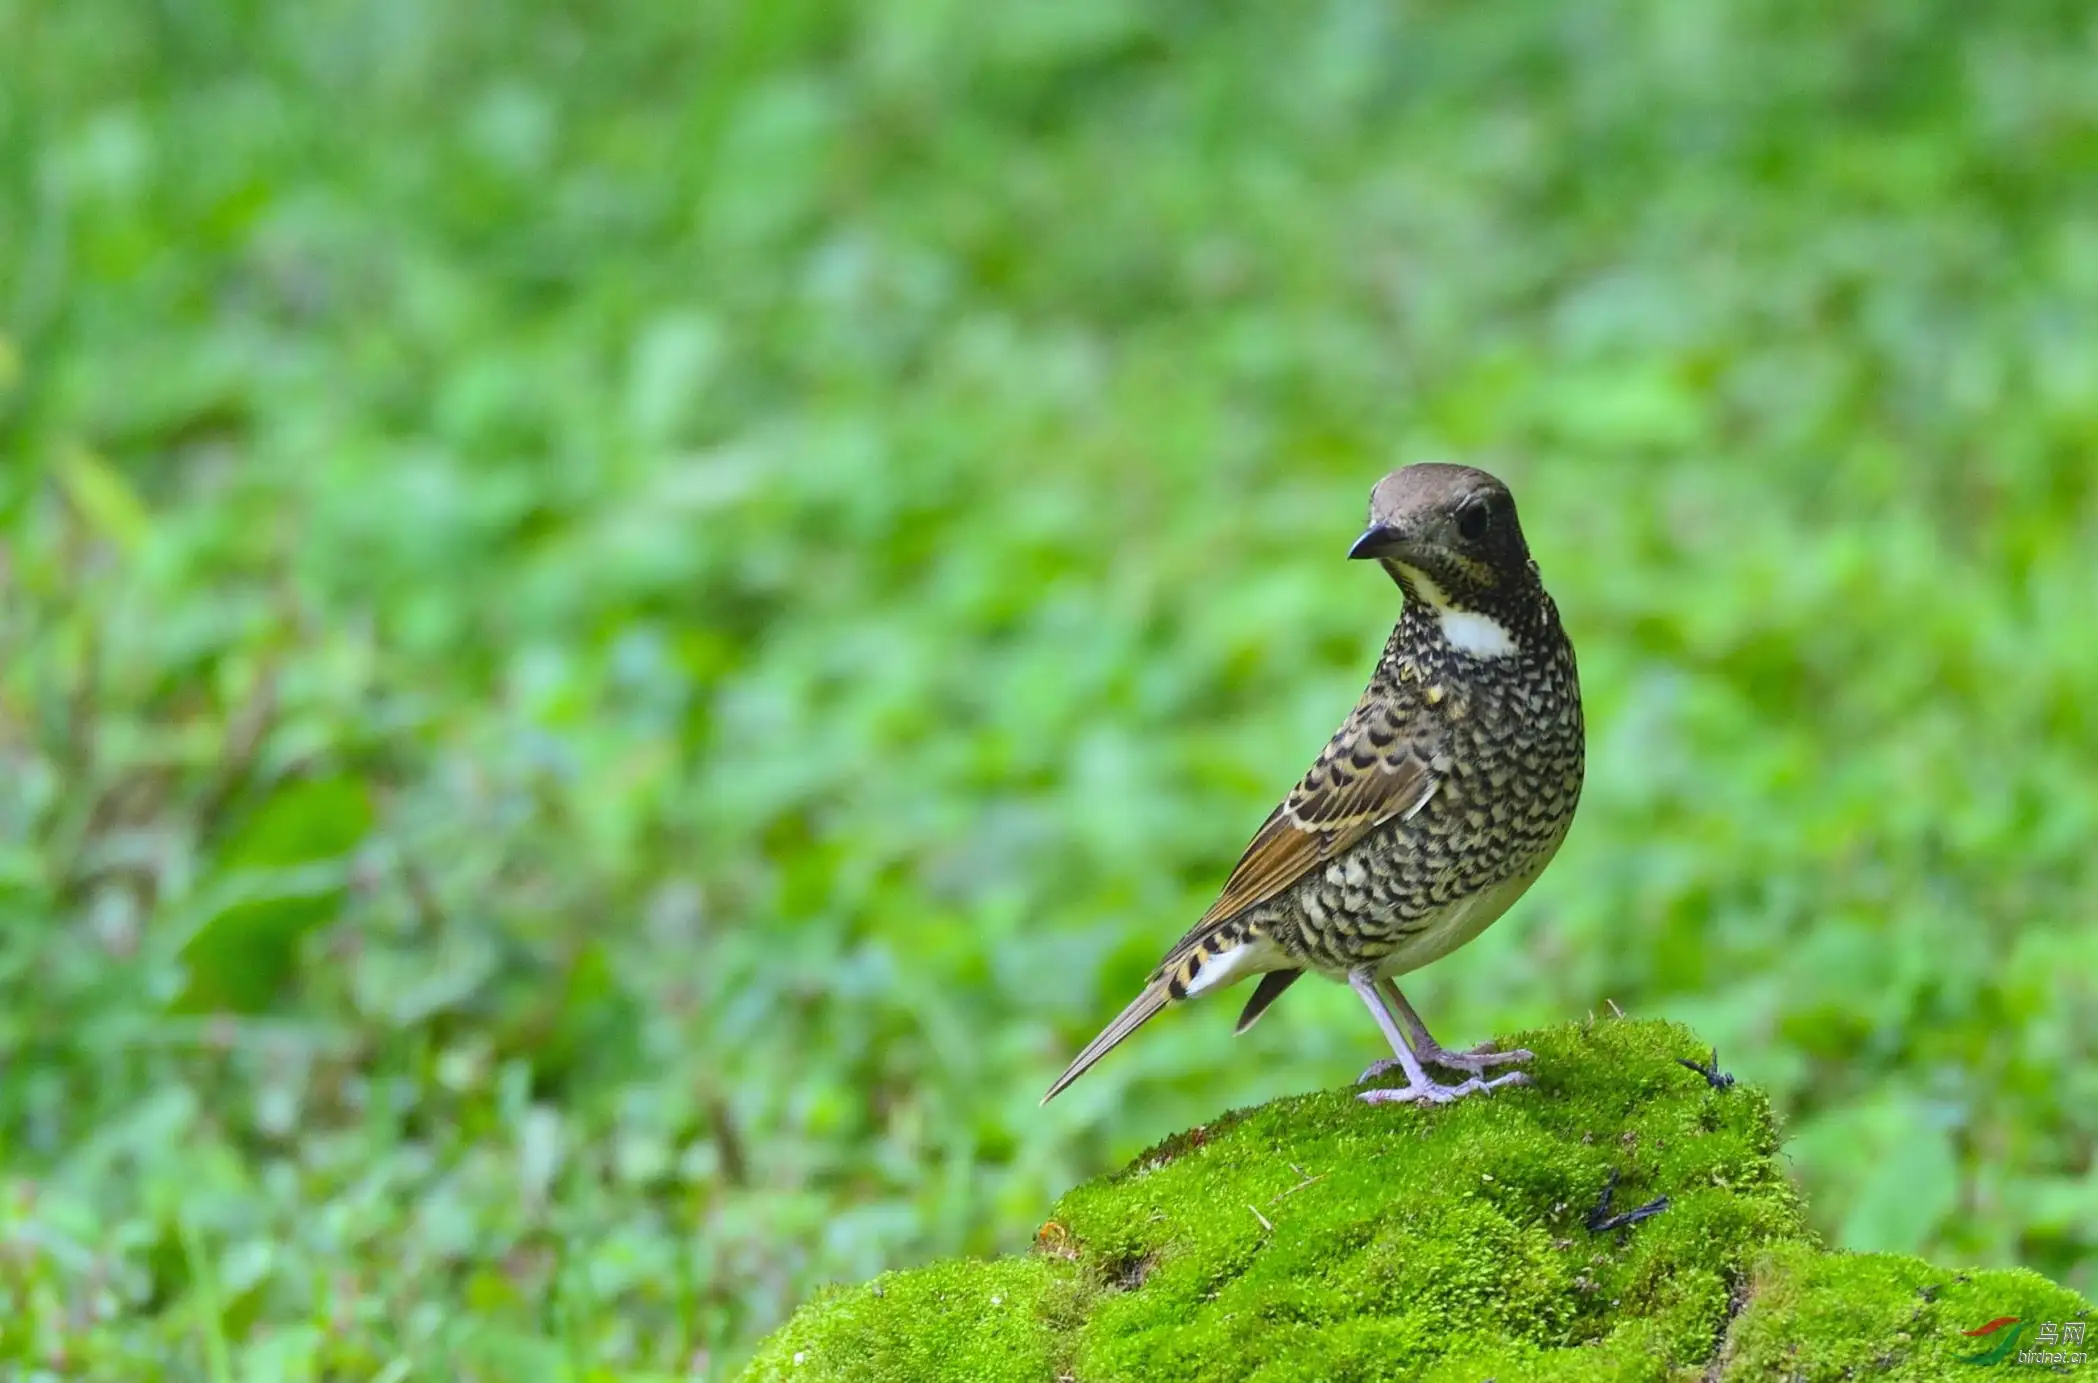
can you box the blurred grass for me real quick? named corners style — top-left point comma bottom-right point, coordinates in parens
top-left (2, 0), bottom-right (2096, 1376)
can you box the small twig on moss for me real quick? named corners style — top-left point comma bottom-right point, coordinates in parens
top-left (1586, 1168), bottom-right (1670, 1234)
top-left (1677, 1047), bottom-right (1736, 1090)
top-left (1606, 998), bottom-right (1626, 1019)
top-left (1272, 1164), bottom-right (1325, 1202)
top-left (1247, 1203), bottom-right (1273, 1233)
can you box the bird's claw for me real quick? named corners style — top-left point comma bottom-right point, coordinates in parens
top-left (1356, 1070), bottom-right (1532, 1105)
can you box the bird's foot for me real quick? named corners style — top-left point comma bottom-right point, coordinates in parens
top-left (1357, 1070), bottom-right (1532, 1106)
top-left (1416, 1041), bottom-right (1534, 1078)
top-left (1357, 1056), bottom-right (1407, 1084)
top-left (1357, 1042), bottom-right (1532, 1085)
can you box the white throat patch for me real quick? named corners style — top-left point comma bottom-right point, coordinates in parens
top-left (1396, 563), bottom-right (1518, 659)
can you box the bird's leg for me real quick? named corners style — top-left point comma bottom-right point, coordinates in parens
top-left (1354, 980), bottom-right (1533, 1082)
top-left (1376, 978), bottom-right (1534, 1077)
top-left (1347, 972), bottom-right (1528, 1105)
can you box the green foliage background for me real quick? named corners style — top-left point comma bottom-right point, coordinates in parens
top-left (2, 0), bottom-right (2094, 1376)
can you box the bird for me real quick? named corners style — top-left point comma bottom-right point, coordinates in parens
top-left (1042, 462), bottom-right (1583, 1107)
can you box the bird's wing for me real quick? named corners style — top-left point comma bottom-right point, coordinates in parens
top-left (1174, 699), bottom-right (1437, 953)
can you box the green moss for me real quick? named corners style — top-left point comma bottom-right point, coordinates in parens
top-left (1712, 1242), bottom-right (2091, 1381)
top-left (742, 1021), bottom-right (2090, 1381)
top-left (739, 1256), bottom-right (1062, 1383)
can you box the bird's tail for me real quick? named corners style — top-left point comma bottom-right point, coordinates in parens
top-left (1233, 967), bottom-right (1302, 1033)
top-left (1040, 981), bottom-right (1173, 1105)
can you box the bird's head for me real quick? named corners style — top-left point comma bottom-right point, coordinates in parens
top-left (1347, 463), bottom-right (1540, 654)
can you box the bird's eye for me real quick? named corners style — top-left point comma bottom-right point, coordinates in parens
top-left (1456, 499), bottom-right (1492, 541)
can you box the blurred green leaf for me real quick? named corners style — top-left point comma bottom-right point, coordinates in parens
top-left (55, 447), bottom-right (150, 552)
top-left (1838, 1105), bottom-right (1964, 1257)
top-left (174, 776), bottom-right (372, 1015)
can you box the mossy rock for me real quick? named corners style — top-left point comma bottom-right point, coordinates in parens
top-left (743, 1019), bottom-right (2089, 1381)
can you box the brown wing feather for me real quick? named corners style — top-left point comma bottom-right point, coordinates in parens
top-left (1167, 701), bottom-right (1437, 960)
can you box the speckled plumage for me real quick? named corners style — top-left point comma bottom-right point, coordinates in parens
top-left (1186, 552), bottom-right (1581, 981)
top-left (1044, 463), bottom-right (1584, 1106)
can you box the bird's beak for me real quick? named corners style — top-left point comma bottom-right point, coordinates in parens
top-left (1347, 524), bottom-right (1408, 561)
